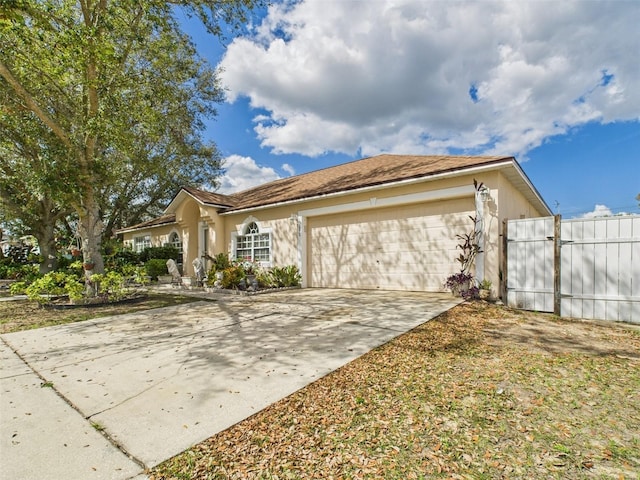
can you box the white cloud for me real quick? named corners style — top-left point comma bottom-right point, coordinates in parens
top-left (579, 204), bottom-right (632, 218)
top-left (281, 163), bottom-right (295, 176)
top-left (220, 0), bottom-right (640, 158)
top-left (217, 155), bottom-right (280, 194)
top-left (581, 204), bottom-right (614, 219)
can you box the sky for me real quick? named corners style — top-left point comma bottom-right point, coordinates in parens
top-left (182, 0), bottom-right (639, 218)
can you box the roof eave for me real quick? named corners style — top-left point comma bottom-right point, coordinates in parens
top-left (115, 219), bottom-right (177, 235)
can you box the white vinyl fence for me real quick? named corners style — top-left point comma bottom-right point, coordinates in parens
top-left (505, 215), bottom-right (640, 323)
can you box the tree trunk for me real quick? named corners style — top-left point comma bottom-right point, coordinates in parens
top-left (78, 199), bottom-right (104, 296)
top-left (35, 222), bottom-right (58, 274)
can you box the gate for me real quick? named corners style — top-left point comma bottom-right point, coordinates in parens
top-left (505, 216), bottom-right (555, 313)
top-left (505, 215), bottom-right (640, 323)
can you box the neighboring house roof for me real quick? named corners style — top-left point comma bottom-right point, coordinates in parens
top-left (117, 154), bottom-right (551, 234)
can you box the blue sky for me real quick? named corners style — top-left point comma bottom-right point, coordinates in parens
top-left (183, 0), bottom-right (639, 218)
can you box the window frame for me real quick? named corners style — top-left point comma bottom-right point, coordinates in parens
top-left (233, 220), bottom-right (272, 265)
top-left (133, 234), bottom-right (151, 253)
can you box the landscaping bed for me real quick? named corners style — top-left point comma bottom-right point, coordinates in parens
top-left (151, 302), bottom-right (640, 480)
top-left (0, 293), bottom-right (211, 334)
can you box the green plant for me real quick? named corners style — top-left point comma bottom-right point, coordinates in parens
top-left (90, 271), bottom-right (127, 301)
top-left (455, 215), bottom-right (482, 274)
top-left (211, 253), bottom-right (231, 272)
top-left (479, 279), bottom-right (492, 290)
top-left (140, 246), bottom-right (179, 262)
top-left (270, 265), bottom-right (302, 287)
top-left (145, 259), bottom-right (168, 280)
top-left (221, 265), bottom-right (245, 289)
top-left (256, 269), bottom-right (277, 288)
top-left (25, 271), bottom-right (84, 304)
top-left (9, 281), bottom-right (28, 295)
top-left (0, 261), bottom-right (39, 281)
top-left (65, 279), bottom-right (85, 302)
top-left (116, 263), bottom-right (139, 277)
top-left (206, 253), bottom-right (232, 285)
top-left (133, 266), bottom-right (149, 285)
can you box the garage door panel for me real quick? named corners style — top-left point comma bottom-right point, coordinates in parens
top-left (309, 199), bottom-right (474, 291)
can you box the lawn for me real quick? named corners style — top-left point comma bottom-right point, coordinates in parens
top-left (0, 293), bottom-right (209, 334)
top-left (149, 302), bottom-right (640, 480)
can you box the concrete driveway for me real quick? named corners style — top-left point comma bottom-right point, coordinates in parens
top-left (1, 289), bottom-right (460, 480)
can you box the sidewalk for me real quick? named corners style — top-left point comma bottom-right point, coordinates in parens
top-left (0, 339), bottom-right (145, 480)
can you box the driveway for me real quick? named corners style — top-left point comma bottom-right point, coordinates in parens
top-left (1, 289), bottom-right (460, 480)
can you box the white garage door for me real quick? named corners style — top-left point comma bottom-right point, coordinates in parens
top-left (309, 198), bottom-right (474, 291)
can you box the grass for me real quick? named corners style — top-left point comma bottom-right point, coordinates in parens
top-left (0, 292), bottom-right (210, 334)
top-left (150, 302), bottom-right (640, 480)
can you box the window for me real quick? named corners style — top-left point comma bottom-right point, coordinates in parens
top-left (235, 222), bottom-right (270, 262)
top-left (166, 231), bottom-right (183, 265)
top-left (168, 231), bottom-right (182, 250)
top-left (133, 235), bottom-right (151, 252)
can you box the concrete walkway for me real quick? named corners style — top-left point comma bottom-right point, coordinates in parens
top-left (1, 289), bottom-right (460, 480)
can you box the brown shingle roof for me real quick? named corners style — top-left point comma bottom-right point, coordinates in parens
top-left (181, 186), bottom-right (237, 207)
top-left (225, 154), bottom-right (512, 211)
top-left (115, 214), bottom-right (176, 234)
top-left (119, 155), bottom-right (524, 233)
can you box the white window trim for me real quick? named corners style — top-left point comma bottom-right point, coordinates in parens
top-left (166, 229), bottom-right (182, 250)
top-left (133, 234), bottom-right (151, 253)
top-left (231, 217), bottom-right (272, 266)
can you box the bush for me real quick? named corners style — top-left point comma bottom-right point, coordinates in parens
top-left (220, 265), bottom-right (245, 289)
top-left (145, 259), bottom-right (168, 280)
top-left (25, 271), bottom-right (84, 304)
top-left (271, 265), bottom-right (301, 287)
top-left (90, 271), bottom-right (127, 301)
top-left (9, 281), bottom-right (28, 295)
top-left (140, 246), bottom-right (179, 262)
top-left (0, 260), bottom-right (39, 281)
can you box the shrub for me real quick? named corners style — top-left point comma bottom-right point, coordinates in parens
top-left (25, 272), bottom-right (84, 304)
top-left (145, 259), bottom-right (168, 280)
top-left (140, 246), bottom-right (179, 262)
top-left (0, 261), bottom-right (39, 281)
top-left (90, 271), bottom-right (127, 301)
top-left (271, 265), bottom-right (301, 287)
top-left (133, 266), bottom-right (149, 285)
top-left (221, 265), bottom-right (245, 289)
top-left (256, 269), bottom-right (277, 288)
top-left (9, 281), bottom-right (28, 295)
top-left (206, 253), bottom-right (232, 283)
top-left (212, 253), bottom-right (231, 272)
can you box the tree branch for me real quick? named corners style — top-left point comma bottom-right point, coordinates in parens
top-left (0, 60), bottom-right (73, 149)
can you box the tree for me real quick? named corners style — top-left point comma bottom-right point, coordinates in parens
top-left (636, 193), bottom-right (640, 208)
top-left (0, 0), bottom-right (262, 285)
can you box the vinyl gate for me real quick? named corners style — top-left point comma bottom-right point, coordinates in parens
top-left (505, 215), bottom-right (640, 323)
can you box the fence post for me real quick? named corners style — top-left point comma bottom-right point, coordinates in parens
top-left (553, 214), bottom-right (561, 316)
top-left (501, 219), bottom-right (508, 302)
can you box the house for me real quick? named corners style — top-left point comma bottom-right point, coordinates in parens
top-left (117, 154), bottom-right (551, 295)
